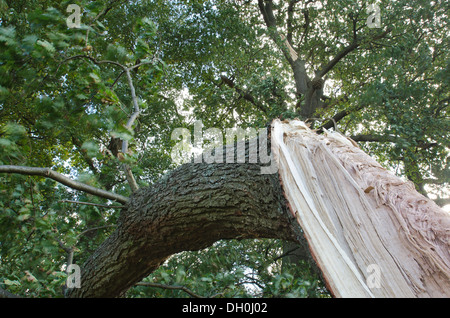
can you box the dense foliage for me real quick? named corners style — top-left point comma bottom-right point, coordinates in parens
top-left (0, 0), bottom-right (448, 297)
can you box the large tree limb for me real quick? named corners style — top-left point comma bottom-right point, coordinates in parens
top-left (0, 165), bottom-right (129, 204)
top-left (66, 161), bottom-right (302, 297)
top-left (63, 120), bottom-right (450, 298)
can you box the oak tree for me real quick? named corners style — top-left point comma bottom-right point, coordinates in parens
top-left (0, 0), bottom-right (448, 297)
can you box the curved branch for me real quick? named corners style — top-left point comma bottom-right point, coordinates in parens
top-left (61, 55), bottom-right (141, 192)
top-left (0, 165), bottom-right (129, 204)
top-left (66, 162), bottom-right (301, 297)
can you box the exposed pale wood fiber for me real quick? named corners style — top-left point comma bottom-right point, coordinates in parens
top-left (271, 119), bottom-right (450, 298)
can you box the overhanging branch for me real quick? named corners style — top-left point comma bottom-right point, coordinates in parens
top-left (135, 282), bottom-right (204, 298)
top-left (0, 165), bottom-right (129, 204)
top-left (317, 41), bottom-right (360, 78)
top-left (317, 27), bottom-right (393, 78)
top-left (66, 161), bottom-right (300, 297)
top-left (220, 76), bottom-right (267, 113)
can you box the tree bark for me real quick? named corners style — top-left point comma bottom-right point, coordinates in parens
top-left (67, 161), bottom-right (301, 298)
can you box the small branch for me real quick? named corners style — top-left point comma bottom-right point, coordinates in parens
top-left (317, 41), bottom-right (360, 78)
top-left (299, 8), bottom-right (310, 46)
top-left (350, 134), bottom-right (440, 153)
top-left (61, 55), bottom-right (126, 70)
top-left (317, 27), bottom-right (393, 78)
top-left (59, 200), bottom-right (124, 209)
top-left (128, 59), bottom-right (158, 72)
top-left (135, 282), bottom-right (204, 298)
top-left (57, 238), bottom-right (74, 270)
top-left (71, 135), bottom-right (99, 174)
top-left (122, 164), bottom-right (139, 193)
top-left (350, 134), bottom-right (404, 143)
top-left (272, 246), bottom-right (300, 262)
top-left (220, 76), bottom-right (267, 114)
top-left (0, 287), bottom-right (21, 299)
top-left (121, 69), bottom-right (141, 193)
top-left (57, 238), bottom-right (73, 254)
top-left (111, 70), bottom-right (126, 88)
top-left (77, 225), bottom-right (116, 238)
top-left (0, 165), bottom-right (129, 204)
top-left (63, 54), bottom-right (142, 193)
top-left (286, 0), bottom-right (298, 45)
top-left (83, 0), bottom-right (121, 45)
top-left (318, 101), bottom-right (366, 131)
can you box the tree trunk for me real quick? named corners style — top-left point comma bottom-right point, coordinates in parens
top-left (67, 161), bottom-right (302, 298)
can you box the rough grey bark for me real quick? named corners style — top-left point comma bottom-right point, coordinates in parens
top-left (67, 161), bottom-right (303, 298)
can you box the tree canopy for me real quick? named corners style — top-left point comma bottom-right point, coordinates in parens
top-left (0, 0), bottom-right (448, 298)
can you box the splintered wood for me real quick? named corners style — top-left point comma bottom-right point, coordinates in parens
top-left (271, 119), bottom-right (450, 298)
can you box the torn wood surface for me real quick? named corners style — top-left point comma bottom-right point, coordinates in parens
top-left (271, 119), bottom-right (450, 298)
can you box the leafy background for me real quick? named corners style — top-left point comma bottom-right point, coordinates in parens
top-left (0, 0), bottom-right (448, 297)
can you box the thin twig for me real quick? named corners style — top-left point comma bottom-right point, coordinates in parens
top-left (135, 282), bottom-right (204, 298)
top-left (62, 55), bottom-right (126, 70)
top-left (0, 165), bottom-right (129, 204)
top-left (77, 225), bottom-right (116, 238)
top-left (59, 200), bottom-right (124, 209)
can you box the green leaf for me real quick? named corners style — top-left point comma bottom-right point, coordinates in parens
top-left (36, 39), bottom-right (55, 53)
top-left (89, 72), bottom-right (102, 84)
top-left (81, 140), bottom-right (99, 157)
top-left (0, 26), bottom-right (16, 45)
top-left (3, 279), bottom-right (20, 286)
